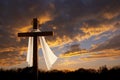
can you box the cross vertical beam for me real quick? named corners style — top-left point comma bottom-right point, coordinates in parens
top-left (33, 18), bottom-right (38, 80)
top-left (33, 18), bottom-right (38, 29)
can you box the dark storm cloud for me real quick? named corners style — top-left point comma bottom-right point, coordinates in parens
top-left (0, 0), bottom-right (120, 66)
top-left (42, 0), bottom-right (120, 41)
top-left (0, 0), bottom-right (53, 47)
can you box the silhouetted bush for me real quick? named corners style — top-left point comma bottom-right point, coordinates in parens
top-left (0, 66), bottom-right (120, 80)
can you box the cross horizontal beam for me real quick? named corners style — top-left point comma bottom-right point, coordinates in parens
top-left (18, 31), bottom-right (53, 37)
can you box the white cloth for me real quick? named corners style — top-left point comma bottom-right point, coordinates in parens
top-left (26, 29), bottom-right (57, 70)
top-left (27, 37), bottom-right (33, 67)
top-left (40, 37), bottom-right (57, 70)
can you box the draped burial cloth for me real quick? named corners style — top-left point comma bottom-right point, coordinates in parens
top-left (27, 29), bottom-right (57, 70)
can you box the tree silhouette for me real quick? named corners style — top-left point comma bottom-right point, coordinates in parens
top-left (0, 66), bottom-right (120, 80)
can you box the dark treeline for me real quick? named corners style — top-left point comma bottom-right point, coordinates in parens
top-left (0, 66), bottom-right (120, 80)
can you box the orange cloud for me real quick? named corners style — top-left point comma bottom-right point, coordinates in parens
top-left (103, 12), bottom-right (119, 20)
top-left (14, 25), bottom-right (31, 36)
top-left (13, 25), bottom-right (32, 42)
top-left (0, 57), bottom-right (25, 67)
top-left (47, 35), bottom-right (72, 47)
top-left (0, 46), bottom-right (27, 67)
top-left (38, 12), bottom-right (53, 24)
top-left (82, 49), bottom-right (120, 60)
top-left (0, 47), bottom-right (27, 53)
top-left (81, 24), bottom-right (114, 38)
top-left (60, 49), bottom-right (88, 58)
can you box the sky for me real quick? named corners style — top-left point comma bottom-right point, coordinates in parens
top-left (0, 0), bottom-right (120, 71)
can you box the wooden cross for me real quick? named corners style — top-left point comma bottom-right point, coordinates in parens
top-left (18, 18), bottom-right (53, 80)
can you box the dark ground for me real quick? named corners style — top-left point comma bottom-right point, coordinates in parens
top-left (0, 66), bottom-right (120, 80)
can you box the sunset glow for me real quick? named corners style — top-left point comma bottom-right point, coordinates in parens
top-left (0, 0), bottom-right (120, 71)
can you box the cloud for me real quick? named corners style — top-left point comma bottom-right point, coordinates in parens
top-left (80, 49), bottom-right (120, 62)
top-left (80, 24), bottom-right (114, 39)
top-left (0, 51), bottom-right (26, 66)
top-left (60, 44), bottom-right (88, 57)
top-left (42, 0), bottom-right (120, 45)
top-left (0, 46), bottom-right (27, 66)
top-left (91, 34), bottom-right (120, 52)
top-left (86, 34), bottom-right (120, 60)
